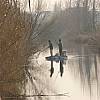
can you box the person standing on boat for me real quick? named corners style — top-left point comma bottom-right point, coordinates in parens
top-left (58, 39), bottom-right (62, 56)
top-left (48, 40), bottom-right (53, 56)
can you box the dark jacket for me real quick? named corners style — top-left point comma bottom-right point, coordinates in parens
top-left (49, 42), bottom-right (53, 50)
top-left (58, 42), bottom-right (62, 51)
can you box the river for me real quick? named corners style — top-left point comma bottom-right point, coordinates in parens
top-left (25, 44), bottom-right (99, 100)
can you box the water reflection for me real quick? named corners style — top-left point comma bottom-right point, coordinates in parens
top-left (26, 46), bottom-right (99, 100)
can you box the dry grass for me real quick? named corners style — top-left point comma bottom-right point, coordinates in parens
top-left (0, 0), bottom-right (34, 97)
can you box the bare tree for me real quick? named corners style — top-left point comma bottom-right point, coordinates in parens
top-left (0, 0), bottom-right (56, 99)
top-left (92, 0), bottom-right (96, 31)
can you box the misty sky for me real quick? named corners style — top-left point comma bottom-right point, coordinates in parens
top-left (19, 0), bottom-right (66, 11)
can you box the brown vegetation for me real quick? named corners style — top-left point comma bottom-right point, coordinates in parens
top-left (0, 0), bottom-right (33, 97)
top-left (0, 0), bottom-right (56, 99)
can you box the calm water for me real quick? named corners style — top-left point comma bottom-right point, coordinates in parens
top-left (26, 45), bottom-right (99, 100)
